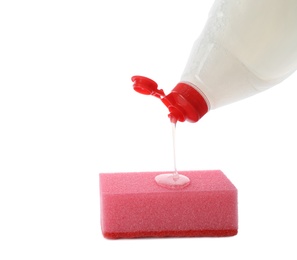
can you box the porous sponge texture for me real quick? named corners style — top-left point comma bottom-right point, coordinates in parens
top-left (100, 170), bottom-right (238, 239)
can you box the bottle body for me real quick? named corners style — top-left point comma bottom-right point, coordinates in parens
top-left (181, 0), bottom-right (297, 109)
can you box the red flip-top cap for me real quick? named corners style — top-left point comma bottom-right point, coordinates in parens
top-left (131, 76), bottom-right (209, 123)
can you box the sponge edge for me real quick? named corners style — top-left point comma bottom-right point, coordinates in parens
top-left (100, 170), bottom-right (238, 239)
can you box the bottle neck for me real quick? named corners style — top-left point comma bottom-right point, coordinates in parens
top-left (161, 82), bottom-right (209, 123)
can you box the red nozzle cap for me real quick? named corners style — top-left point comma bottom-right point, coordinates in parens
top-left (162, 82), bottom-right (209, 123)
top-left (132, 76), bottom-right (165, 98)
top-left (131, 76), bottom-right (208, 123)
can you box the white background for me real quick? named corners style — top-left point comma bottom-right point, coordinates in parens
top-left (1, 0), bottom-right (297, 259)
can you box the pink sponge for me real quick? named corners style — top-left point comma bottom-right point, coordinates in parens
top-left (100, 170), bottom-right (238, 239)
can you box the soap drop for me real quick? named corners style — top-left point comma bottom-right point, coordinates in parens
top-left (155, 173), bottom-right (190, 189)
top-left (155, 122), bottom-right (190, 189)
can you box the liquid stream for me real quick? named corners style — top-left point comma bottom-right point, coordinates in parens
top-left (154, 123), bottom-right (190, 189)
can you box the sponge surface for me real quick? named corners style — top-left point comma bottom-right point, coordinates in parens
top-left (100, 170), bottom-right (237, 239)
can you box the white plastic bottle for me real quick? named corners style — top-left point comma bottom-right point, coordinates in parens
top-left (132, 0), bottom-right (297, 123)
